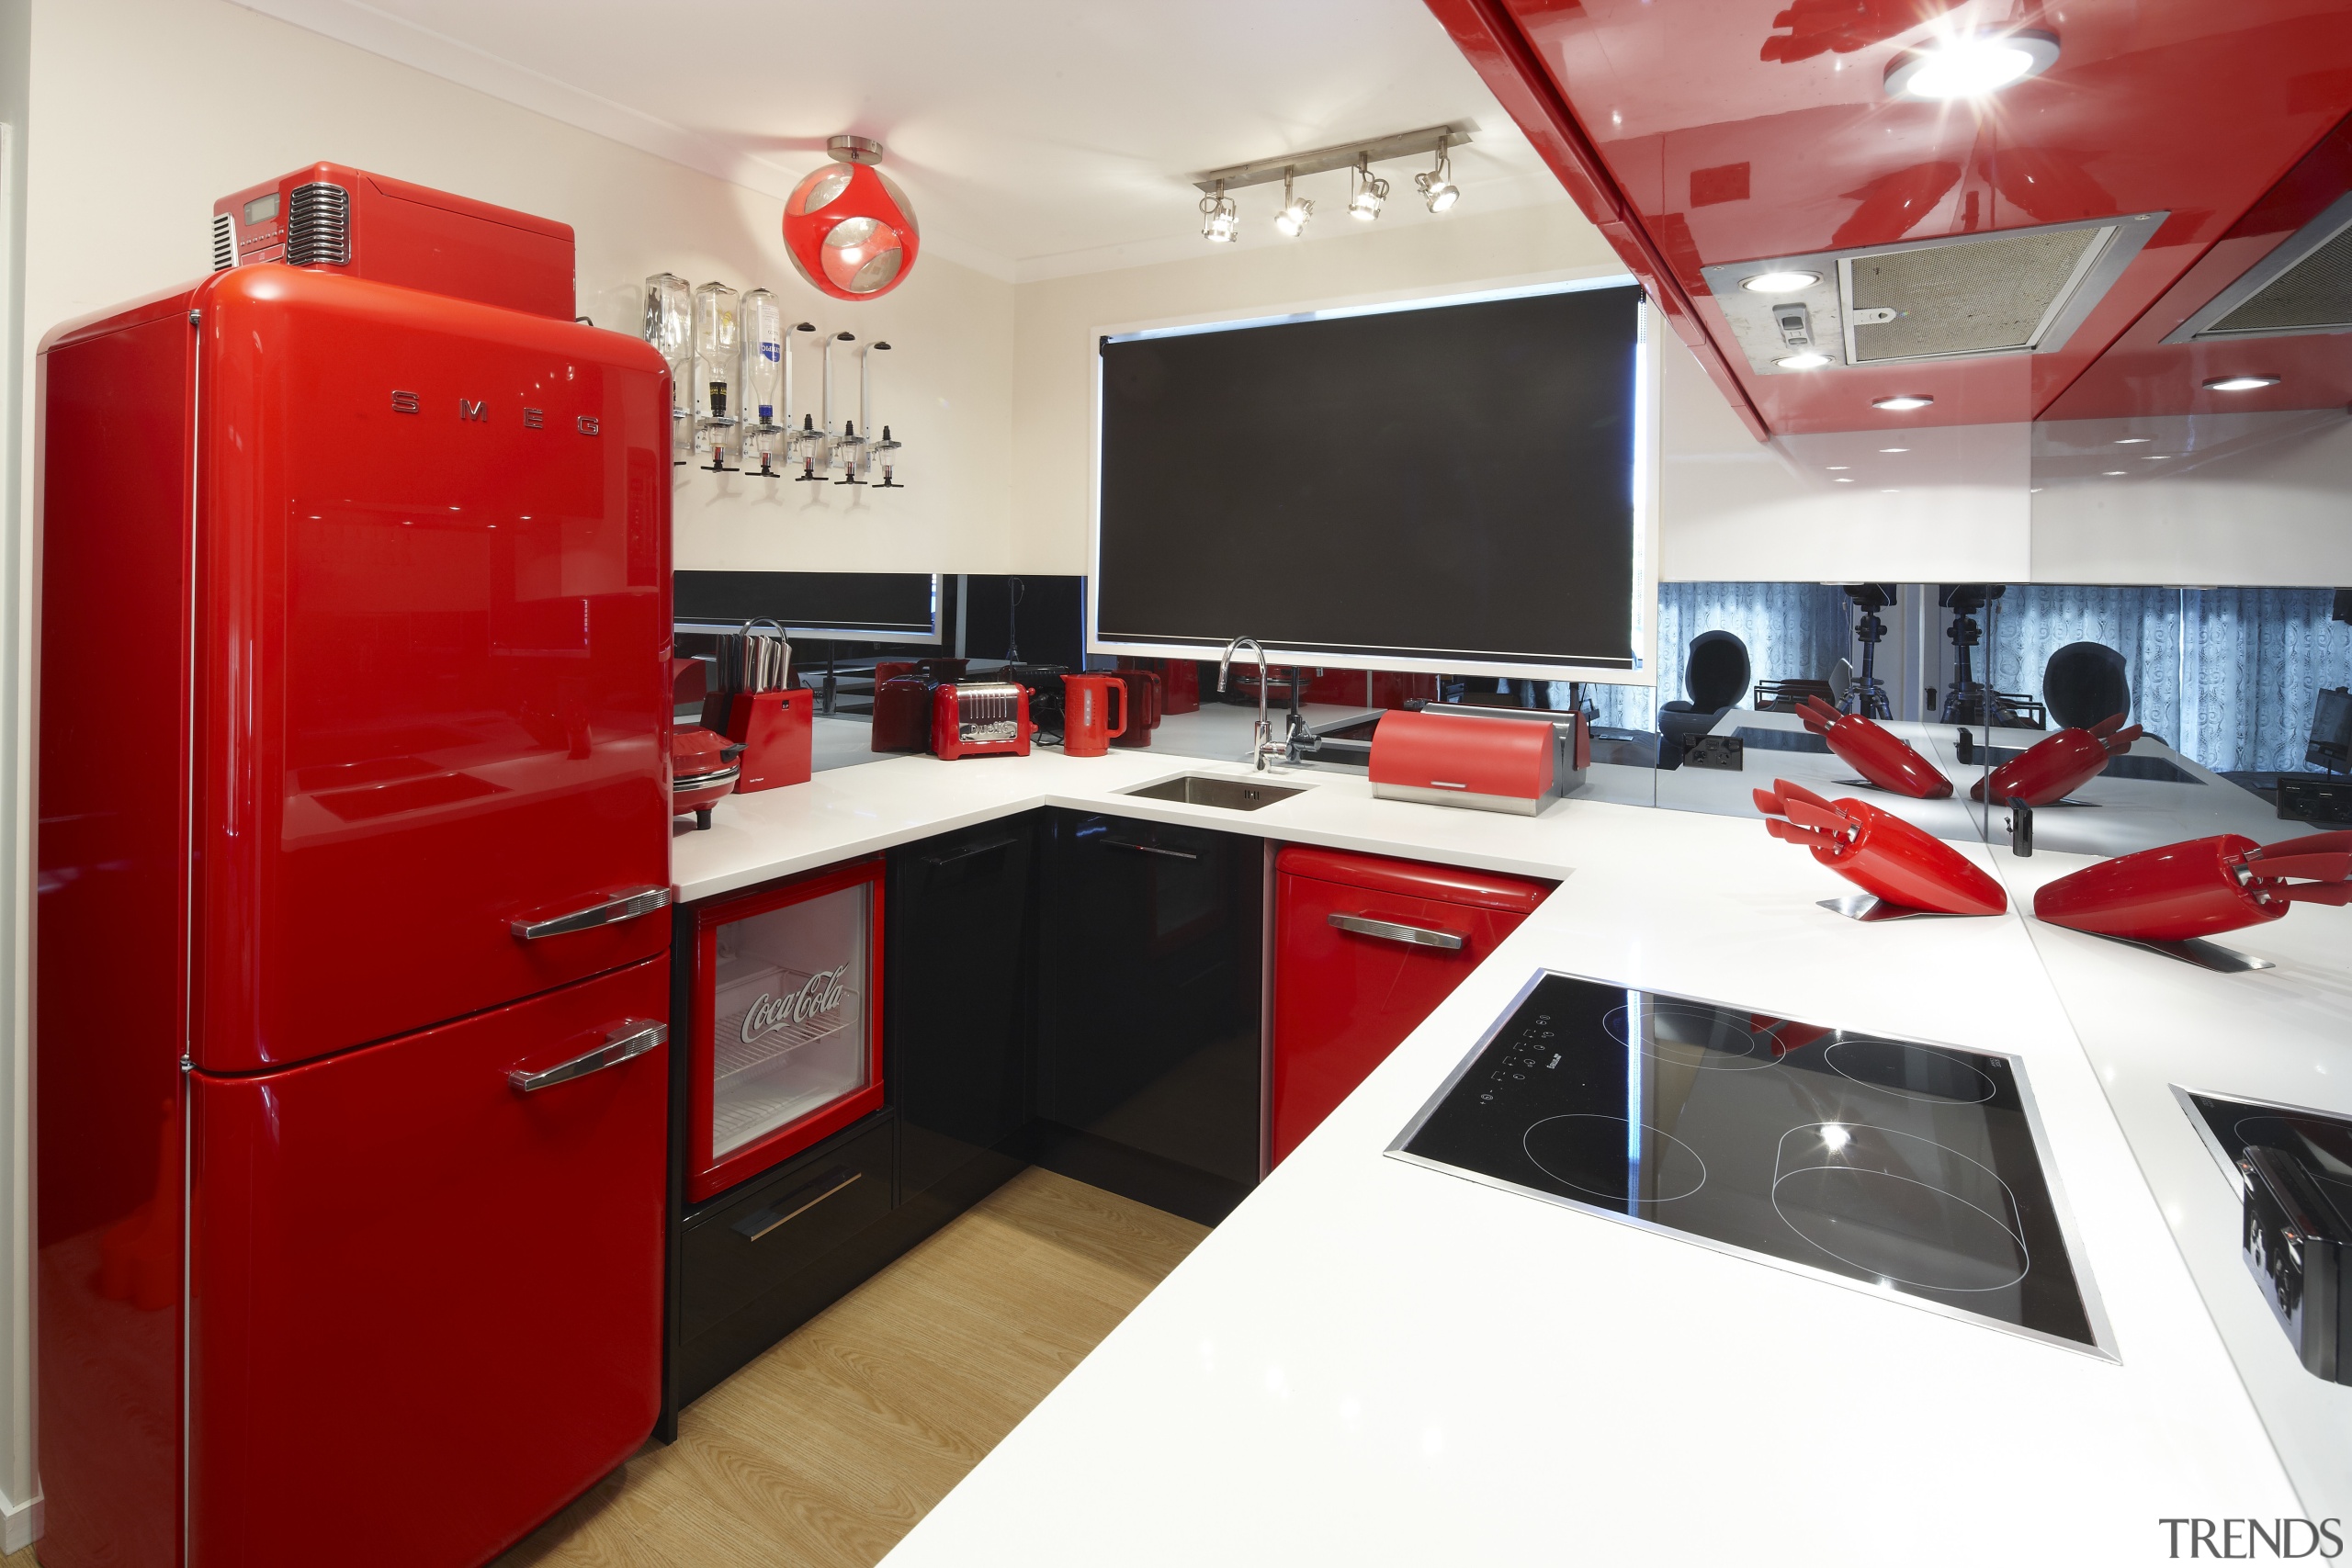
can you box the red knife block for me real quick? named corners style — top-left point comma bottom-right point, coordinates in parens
top-left (703, 687), bottom-right (812, 792)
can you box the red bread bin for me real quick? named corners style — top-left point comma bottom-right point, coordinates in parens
top-left (1370, 710), bottom-right (1557, 815)
top-left (705, 686), bottom-right (812, 791)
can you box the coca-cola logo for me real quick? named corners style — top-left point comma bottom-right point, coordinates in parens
top-left (741, 964), bottom-right (850, 1043)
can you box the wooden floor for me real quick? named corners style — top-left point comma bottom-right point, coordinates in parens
top-left (487, 1167), bottom-right (1207, 1568)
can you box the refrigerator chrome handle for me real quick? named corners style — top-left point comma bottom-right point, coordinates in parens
top-left (1328, 912), bottom-right (1464, 951)
top-left (510, 886), bottom-right (673, 941)
top-left (1103, 839), bottom-right (1200, 861)
top-left (508, 1021), bottom-right (667, 1093)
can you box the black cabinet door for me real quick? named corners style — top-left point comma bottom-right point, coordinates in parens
top-left (886, 815), bottom-right (1037, 1201)
top-left (1035, 809), bottom-right (1263, 1224)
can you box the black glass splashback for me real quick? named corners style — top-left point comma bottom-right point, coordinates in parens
top-left (1393, 974), bottom-right (2101, 1350)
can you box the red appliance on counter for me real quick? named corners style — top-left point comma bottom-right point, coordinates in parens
top-left (932, 681), bottom-right (1035, 759)
top-left (1108, 667), bottom-right (1163, 749)
top-left (1369, 708), bottom-right (1581, 814)
top-left (708, 686), bottom-right (814, 791)
top-left (39, 169), bottom-right (674, 1568)
top-left (213, 160), bottom-right (576, 320)
top-left (1272, 849), bottom-right (1554, 1166)
top-left (681, 859), bottom-right (887, 1201)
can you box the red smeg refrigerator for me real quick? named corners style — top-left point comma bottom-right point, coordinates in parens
top-left (38, 168), bottom-right (673, 1567)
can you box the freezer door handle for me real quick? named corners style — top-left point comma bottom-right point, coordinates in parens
top-left (1328, 912), bottom-right (1464, 951)
top-left (507, 1021), bottom-right (667, 1093)
top-left (510, 886), bottom-right (673, 941)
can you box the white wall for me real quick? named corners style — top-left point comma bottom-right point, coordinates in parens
top-left (0, 0), bottom-right (26, 1549)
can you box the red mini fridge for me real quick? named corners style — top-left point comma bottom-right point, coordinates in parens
top-left (1272, 848), bottom-right (1554, 1167)
top-left (37, 172), bottom-right (673, 1567)
top-left (682, 859), bottom-right (887, 1202)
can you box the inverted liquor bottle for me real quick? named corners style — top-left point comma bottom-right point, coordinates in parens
top-left (739, 288), bottom-right (785, 476)
top-left (691, 281), bottom-right (740, 470)
top-left (642, 272), bottom-right (692, 465)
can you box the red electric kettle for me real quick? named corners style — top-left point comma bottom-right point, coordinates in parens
top-left (1061, 672), bottom-right (1128, 757)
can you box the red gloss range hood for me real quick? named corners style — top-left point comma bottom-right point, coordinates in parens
top-left (1425, 0), bottom-right (2352, 434)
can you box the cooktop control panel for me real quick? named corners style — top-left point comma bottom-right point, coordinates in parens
top-left (1391, 972), bottom-right (2107, 1353)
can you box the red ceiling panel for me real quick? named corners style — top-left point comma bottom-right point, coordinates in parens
top-left (1427, 0), bottom-right (2352, 434)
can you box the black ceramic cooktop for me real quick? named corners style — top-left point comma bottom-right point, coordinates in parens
top-left (1391, 973), bottom-right (2103, 1350)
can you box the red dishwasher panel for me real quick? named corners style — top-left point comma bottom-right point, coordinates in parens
top-left (188, 953), bottom-right (668, 1568)
top-left (1272, 848), bottom-right (1553, 1168)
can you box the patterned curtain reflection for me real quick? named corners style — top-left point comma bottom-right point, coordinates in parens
top-left (1989, 586), bottom-right (2352, 774)
top-left (1575, 581), bottom-right (1856, 731)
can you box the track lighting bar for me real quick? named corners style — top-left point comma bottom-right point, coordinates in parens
top-left (1191, 122), bottom-right (1476, 194)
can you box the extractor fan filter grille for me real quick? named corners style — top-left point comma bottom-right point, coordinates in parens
top-left (2202, 209), bottom-right (2352, 338)
top-left (1701, 211), bottom-right (2164, 376)
top-left (1848, 227), bottom-right (2108, 361)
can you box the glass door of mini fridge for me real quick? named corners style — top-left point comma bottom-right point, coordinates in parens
top-left (686, 858), bottom-right (885, 1201)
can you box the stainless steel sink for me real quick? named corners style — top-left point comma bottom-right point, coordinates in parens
top-left (1123, 774), bottom-right (1306, 811)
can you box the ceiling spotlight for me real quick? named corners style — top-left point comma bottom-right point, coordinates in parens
top-left (1348, 153), bottom-right (1389, 222)
top-left (2204, 374), bottom-right (2279, 391)
top-left (1884, 28), bottom-right (2060, 100)
top-left (1200, 181), bottom-right (1238, 244)
top-left (1415, 133), bottom-right (1460, 214)
top-left (1743, 270), bottom-right (1821, 294)
top-left (1872, 395), bottom-right (1934, 412)
top-left (2115, 436), bottom-right (2152, 444)
top-left (1777, 352), bottom-right (1833, 370)
top-left (1274, 169), bottom-right (1313, 238)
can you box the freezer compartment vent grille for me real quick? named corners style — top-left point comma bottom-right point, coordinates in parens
top-left (210, 212), bottom-right (234, 272)
top-left (1848, 227), bottom-right (2109, 362)
top-left (286, 181), bottom-right (350, 267)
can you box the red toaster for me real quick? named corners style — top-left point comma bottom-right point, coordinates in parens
top-left (931, 682), bottom-right (1034, 759)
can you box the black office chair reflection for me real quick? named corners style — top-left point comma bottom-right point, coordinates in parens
top-left (1657, 630), bottom-right (1750, 769)
top-left (2043, 642), bottom-right (2131, 731)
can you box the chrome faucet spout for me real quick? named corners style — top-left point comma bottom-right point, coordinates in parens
top-left (1218, 637), bottom-right (1276, 773)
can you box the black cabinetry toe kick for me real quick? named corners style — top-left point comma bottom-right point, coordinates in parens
top-left (660, 807), bottom-right (1265, 1438)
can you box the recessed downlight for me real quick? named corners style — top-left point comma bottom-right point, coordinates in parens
top-left (1872, 395), bottom-right (1934, 412)
top-left (1776, 351), bottom-right (1834, 370)
top-left (2204, 375), bottom-right (2280, 391)
top-left (1884, 29), bottom-right (2059, 101)
top-left (1743, 270), bottom-right (1821, 294)
top-left (1878, 447), bottom-right (1909, 454)
top-left (2103, 470), bottom-right (2127, 477)
top-left (2115, 436), bottom-right (2151, 445)
top-left (1825, 465), bottom-right (1850, 470)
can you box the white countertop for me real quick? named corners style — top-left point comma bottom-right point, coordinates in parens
top-left (673, 740), bottom-right (2351, 1561)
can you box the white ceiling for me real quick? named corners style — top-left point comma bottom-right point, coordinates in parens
top-left (229, 0), bottom-right (1570, 281)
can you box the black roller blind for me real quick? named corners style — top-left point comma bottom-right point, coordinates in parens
top-left (1096, 284), bottom-right (1641, 669)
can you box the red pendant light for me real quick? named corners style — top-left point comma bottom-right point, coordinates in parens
top-left (784, 135), bottom-right (920, 301)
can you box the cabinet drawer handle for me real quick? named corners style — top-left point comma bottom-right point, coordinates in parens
top-left (511, 886), bottom-right (673, 940)
top-left (924, 836), bottom-right (1019, 866)
top-left (507, 1021), bottom-right (666, 1093)
top-left (734, 1168), bottom-right (862, 1242)
top-left (1328, 913), bottom-right (1464, 951)
top-left (1103, 839), bottom-right (1199, 861)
